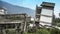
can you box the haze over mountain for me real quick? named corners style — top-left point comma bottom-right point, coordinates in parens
top-left (0, 1), bottom-right (35, 17)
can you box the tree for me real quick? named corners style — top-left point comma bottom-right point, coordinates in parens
top-left (52, 18), bottom-right (60, 26)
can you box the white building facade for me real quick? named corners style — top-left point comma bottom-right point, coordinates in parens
top-left (39, 2), bottom-right (55, 27)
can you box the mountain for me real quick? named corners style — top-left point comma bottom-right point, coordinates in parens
top-left (0, 1), bottom-right (35, 17)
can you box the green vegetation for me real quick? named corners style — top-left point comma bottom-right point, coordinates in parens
top-left (27, 29), bottom-right (49, 34)
top-left (50, 28), bottom-right (60, 34)
top-left (27, 28), bottom-right (60, 34)
top-left (0, 28), bottom-right (60, 34)
top-left (52, 18), bottom-right (60, 26)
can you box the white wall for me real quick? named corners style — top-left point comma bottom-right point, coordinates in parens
top-left (40, 16), bottom-right (52, 23)
top-left (41, 9), bottom-right (53, 16)
top-left (40, 8), bottom-right (53, 26)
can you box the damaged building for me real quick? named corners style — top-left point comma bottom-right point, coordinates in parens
top-left (35, 2), bottom-right (55, 28)
top-left (0, 7), bottom-right (31, 34)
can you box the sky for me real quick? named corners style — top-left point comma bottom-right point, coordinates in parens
top-left (1, 0), bottom-right (60, 18)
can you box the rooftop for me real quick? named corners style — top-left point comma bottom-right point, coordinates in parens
top-left (41, 2), bottom-right (55, 7)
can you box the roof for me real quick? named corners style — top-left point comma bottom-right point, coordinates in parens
top-left (41, 2), bottom-right (55, 7)
top-left (5, 13), bottom-right (27, 16)
top-left (0, 13), bottom-right (27, 16)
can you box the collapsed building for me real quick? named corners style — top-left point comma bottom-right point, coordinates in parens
top-left (0, 7), bottom-right (31, 34)
top-left (35, 2), bottom-right (55, 28)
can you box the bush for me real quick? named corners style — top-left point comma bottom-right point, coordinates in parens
top-left (27, 29), bottom-right (50, 34)
top-left (50, 28), bottom-right (60, 34)
top-left (37, 29), bottom-right (50, 34)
